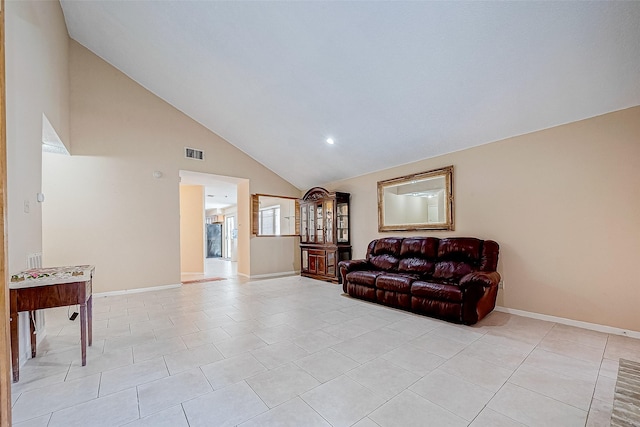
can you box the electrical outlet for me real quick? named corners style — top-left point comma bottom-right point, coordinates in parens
top-left (23, 200), bottom-right (30, 213)
top-left (498, 280), bottom-right (504, 290)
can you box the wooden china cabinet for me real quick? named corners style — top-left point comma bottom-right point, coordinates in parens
top-left (299, 187), bottom-right (351, 282)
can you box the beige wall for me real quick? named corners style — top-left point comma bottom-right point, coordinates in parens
top-left (5, 0), bottom-right (70, 363)
top-left (237, 180), bottom-right (251, 276)
top-left (179, 185), bottom-right (204, 273)
top-left (250, 237), bottom-right (301, 278)
top-left (42, 41), bottom-right (301, 292)
top-left (324, 106), bottom-right (640, 331)
top-left (5, 0), bottom-right (69, 274)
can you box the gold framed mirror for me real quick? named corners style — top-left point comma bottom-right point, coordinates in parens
top-left (251, 194), bottom-right (300, 236)
top-left (377, 165), bottom-right (454, 232)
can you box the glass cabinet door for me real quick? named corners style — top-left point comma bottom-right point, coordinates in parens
top-left (301, 205), bottom-right (307, 242)
top-left (325, 200), bottom-right (334, 243)
top-left (337, 202), bottom-right (349, 243)
top-left (309, 204), bottom-right (315, 243)
top-left (316, 202), bottom-right (324, 243)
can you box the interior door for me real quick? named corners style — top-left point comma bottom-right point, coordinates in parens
top-left (224, 215), bottom-right (235, 259)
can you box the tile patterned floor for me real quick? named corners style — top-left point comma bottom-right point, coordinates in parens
top-left (11, 275), bottom-right (639, 426)
top-left (181, 258), bottom-right (237, 284)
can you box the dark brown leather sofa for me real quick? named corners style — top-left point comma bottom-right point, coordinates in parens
top-left (338, 237), bottom-right (500, 325)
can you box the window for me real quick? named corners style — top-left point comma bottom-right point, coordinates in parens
top-left (259, 205), bottom-right (280, 235)
top-left (251, 194), bottom-right (299, 236)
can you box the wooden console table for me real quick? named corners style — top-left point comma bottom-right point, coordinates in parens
top-left (9, 265), bottom-right (95, 382)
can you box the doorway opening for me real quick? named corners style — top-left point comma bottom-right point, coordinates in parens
top-left (179, 170), bottom-right (243, 283)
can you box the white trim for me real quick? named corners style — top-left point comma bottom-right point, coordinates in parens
top-left (250, 271), bottom-right (299, 279)
top-left (495, 306), bottom-right (640, 339)
top-left (94, 283), bottom-right (182, 298)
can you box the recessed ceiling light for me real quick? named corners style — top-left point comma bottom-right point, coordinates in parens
top-left (326, 138), bottom-right (335, 145)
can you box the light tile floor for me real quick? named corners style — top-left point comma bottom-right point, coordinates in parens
top-left (11, 275), bottom-right (638, 426)
top-left (181, 258), bottom-right (237, 283)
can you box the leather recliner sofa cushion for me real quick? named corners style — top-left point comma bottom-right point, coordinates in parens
top-left (376, 273), bottom-right (415, 293)
top-left (347, 283), bottom-right (376, 301)
top-left (377, 289), bottom-right (411, 309)
top-left (411, 298), bottom-right (462, 320)
top-left (411, 280), bottom-right (463, 303)
top-left (345, 270), bottom-right (381, 287)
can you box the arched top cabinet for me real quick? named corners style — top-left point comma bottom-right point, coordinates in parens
top-left (299, 187), bottom-right (351, 282)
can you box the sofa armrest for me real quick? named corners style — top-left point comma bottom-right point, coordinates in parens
top-left (459, 271), bottom-right (501, 290)
top-left (458, 271), bottom-right (500, 324)
top-left (338, 259), bottom-right (369, 292)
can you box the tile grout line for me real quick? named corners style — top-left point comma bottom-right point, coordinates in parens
top-left (585, 333), bottom-right (613, 424)
top-left (479, 320), bottom-right (556, 423)
top-left (491, 322), bottom-right (611, 421)
top-left (180, 402), bottom-right (191, 427)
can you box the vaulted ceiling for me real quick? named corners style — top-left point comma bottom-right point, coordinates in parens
top-left (60, 1), bottom-right (640, 190)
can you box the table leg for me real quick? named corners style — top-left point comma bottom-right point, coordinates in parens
top-left (10, 308), bottom-right (19, 383)
top-left (30, 310), bottom-right (37, 358)
top-left (79, 303), bottom-right (87, 366)
top-left (87, 295), bottom-right (93, 347)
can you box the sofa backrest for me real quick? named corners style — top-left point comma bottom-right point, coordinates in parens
top-left (397, 237), bottom-right (439, 275)
top-left (365, 237), bottom-right (499, 278)
top-left (433, 238), bottom-right (481, 281)
top-left (479, 240), bottom-right (499, 272)
top-left (366, 238), bottom-right (403, 271)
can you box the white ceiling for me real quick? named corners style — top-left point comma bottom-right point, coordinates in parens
top-left (60, 1), bottom-right (640, 190)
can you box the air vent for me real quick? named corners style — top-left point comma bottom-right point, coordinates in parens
top-left (185, 147), bottom-right (204, 160)
top-left (27, 252), bottom-right (42, 269)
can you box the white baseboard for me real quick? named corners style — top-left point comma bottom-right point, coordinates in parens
top-left (250, 271), bottom-right (299, 279)
top-left (495, 306), bottom-right (640, 339)
top-left (237, 272), bottom-right (250, 278)
top-left (94, 283), bottom-right (182, 298)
